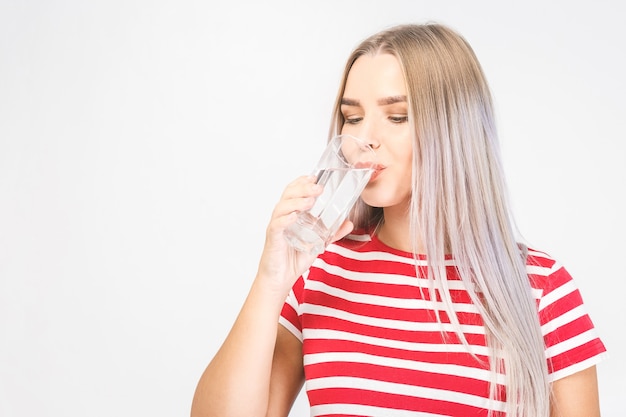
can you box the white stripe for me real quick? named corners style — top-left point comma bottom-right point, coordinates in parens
top-left (526, 250), bottom-right (562, 272)
top-left (306, 280), bottom-right (479, 313)
top-left (344, 233), bottom-right (372, 242)
top-left (284, 289), bottom-right (299, 313)
top-left (326, 243), bottom-right (423, 265)
top-left (310, 403), bottom-right (441, 417)
top-left (307, 376), bottom-right (505, 412)
top-left (545, 328), bottom-right (600, 358)
top-left (303, 328), bottom-right (491, 356)
top-left (327, 243), bottom-right (460, 267)
top-left (302, 303), bottom-right (485, 335)
top-left (278, 316), bottom-right (302, 342)
top-left (314, 258), bottom-right (422, 286)
top-left (313, 258), bottom-right (470, 291)
top-left (526, 248), bottom-right (551, 258)
top-left (541, 304), bottom-right (587, 335)
top-left (526, 264), bottom-right (552, 276)
top-left (531, 287), bottom-right (544, 300)
top-left (304, 351), bottom-right (504, 384)
top-left (538, 279), bottom-right (577, 311)
top-left (548, 352), bottom-right (609, 382)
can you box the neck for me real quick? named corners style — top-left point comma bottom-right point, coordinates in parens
top-left (377, 205), bottom-right (425, 254)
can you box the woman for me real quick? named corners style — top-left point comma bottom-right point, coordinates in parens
top-left (191, 23), bottom-right (606, 417)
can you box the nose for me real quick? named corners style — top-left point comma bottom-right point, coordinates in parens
top-left (367, 136), bottom-right (381, 150)
top-left (359, 120), bottom-right (381, 150)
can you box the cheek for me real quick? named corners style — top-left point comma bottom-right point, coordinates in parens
top-left (401, 154), bottom-right (414, 189)
top-left (393, 143), bottom-right (414, 190)
top-left (360, 138), bottom-right (414, 208)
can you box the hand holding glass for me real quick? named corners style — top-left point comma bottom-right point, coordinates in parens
top-left (284, 134), bottom-right (376, 255)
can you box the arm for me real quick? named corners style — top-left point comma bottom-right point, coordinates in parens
top-left (190, 277), bottom-right (296, 417)
top-left (550, 366), bottom-right (601, 417)
top-left (190, 176), bottom-right (351, 417)
top-left (266, 326), bottom-right (305, 417)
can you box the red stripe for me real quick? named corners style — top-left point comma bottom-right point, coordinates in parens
top-left (302, 312), bottom-right (486, 346)
top-left (305, 361), bottom-right (497, 397)
top-left (544, 315), bottom-right (596, 349)
top-left (304, 289), bottom-right (480, 324)
top-left (548, 339), bottom-right (607, 374)
top-left (279, 238), bottom-right (606, 416)
top-left (280, 302), bottom-right (300, 332)
top-left (304, 339), bottom-right (490, 368)
top-left (539, 289), bottom-right (586, 327)
top-left (307, 387), bottom-right (501, 416)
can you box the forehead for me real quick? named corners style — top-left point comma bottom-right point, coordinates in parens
top-left (344, 53), bottom-right (406, 98)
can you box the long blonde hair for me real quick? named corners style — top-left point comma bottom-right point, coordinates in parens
top-left (330, 23), bottom-right (550, 417)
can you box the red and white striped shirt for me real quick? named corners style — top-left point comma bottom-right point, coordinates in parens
top-left (279, 233), bottom-right (607, 416)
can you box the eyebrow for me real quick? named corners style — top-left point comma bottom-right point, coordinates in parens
top-left (341, 95), bottom-right (407, 107)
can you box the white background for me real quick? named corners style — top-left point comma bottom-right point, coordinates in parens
top-left (1, 1), bottom-right (624, 416)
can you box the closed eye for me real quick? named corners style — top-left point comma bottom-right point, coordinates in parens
top-left (389, 115), bottom-right (408, 123)
top-left (344, 117), bottom-right (363, 125)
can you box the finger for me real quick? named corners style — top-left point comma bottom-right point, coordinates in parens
top-left (280, 175), bottom-right (322, 200)
top-left (271, 177), bottom-right (323, 219)
top-left (271, 196), bottom-right (316, 220)
top-left (266, 211), bottom-right (298, 238)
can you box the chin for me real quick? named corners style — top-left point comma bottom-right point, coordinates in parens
top-left (361, 190), bottom-right (393, 208)
top-left (361, 185), bottom-right (411, 209)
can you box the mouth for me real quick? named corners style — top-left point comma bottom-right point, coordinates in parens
top-left (368, 164), bottom-right (385, 181)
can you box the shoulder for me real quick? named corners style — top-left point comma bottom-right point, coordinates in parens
top-left (525, 247), bottom-right (559, 269)
top-left (525, 247), bottom-right (574, 297)
top-left (524, 247), bottom-right (592, 323)
top-left (526, 248), bottom-right (609, 379)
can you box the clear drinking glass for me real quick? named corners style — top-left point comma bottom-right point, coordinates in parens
top-left (283, 134), bottom-right (376, 255)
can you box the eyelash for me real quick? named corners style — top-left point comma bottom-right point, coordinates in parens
top-left (343, 116), bottom-right (408, 124)
top-left (389, 116), bottom-right (408, 124)
top-left (344, 117), bottom-right (362, 125)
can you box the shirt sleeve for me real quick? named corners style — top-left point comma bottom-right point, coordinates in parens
top-left (279, 275), bottom-right (306, 342)
top-left (533, 259), bottom-right (608, 381)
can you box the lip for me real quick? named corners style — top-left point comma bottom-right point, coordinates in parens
top-left (368, 164), bottom-right (385, 182)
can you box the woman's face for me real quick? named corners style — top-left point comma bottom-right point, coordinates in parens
top-left (340, 53), bottom-right (413, 210)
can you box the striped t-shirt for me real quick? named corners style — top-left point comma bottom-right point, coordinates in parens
top-left (279, 233), bottom-right (607, 416)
